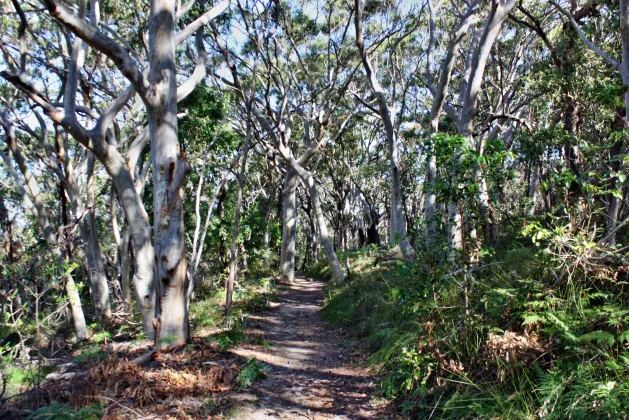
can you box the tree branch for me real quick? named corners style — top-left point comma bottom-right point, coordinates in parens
top-left (40, 0), bottom-right (150, 98)
top-left (550, 0), bottom-right (620, 70)
top-left (174, 0), bottom-right (230, 45)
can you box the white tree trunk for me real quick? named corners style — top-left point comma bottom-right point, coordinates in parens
top-left (83, 153), bottom-right (111, 320)
top-left (149, 0), bottom-right (191, 349)
top-left (288, 159), bottom-right (345, 281)
top-left (447, 202), bottom-right (462, 262)
top-left (280, 168), bottom-right (298, 282)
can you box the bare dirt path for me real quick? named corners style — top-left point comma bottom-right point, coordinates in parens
top-left (228, 276), bottom-right (395, 419)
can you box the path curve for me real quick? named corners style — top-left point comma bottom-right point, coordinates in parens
top-left (229, 277), bottom-right (394, 419)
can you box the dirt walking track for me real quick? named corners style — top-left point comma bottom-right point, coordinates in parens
top-left (228, 276), bottom-right (395, 419)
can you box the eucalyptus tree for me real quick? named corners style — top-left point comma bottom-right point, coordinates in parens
top-left (0, 112), bottom-right (89, 340)
top-left (353, 0), bottom-right (420, 258)
top-left (210, 0), bottom-right (355, 281)
top-left (1, 0), bottom-right (229, 348)
top-left (423, 0), bottom-right (481, 238)
top-left (421, 0), bottom-right (517, 259)
top-left (547, 0), bottom-right (629, 243)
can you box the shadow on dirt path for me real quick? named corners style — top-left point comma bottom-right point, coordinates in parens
top-left (228, 276), bottom-right (396, 419)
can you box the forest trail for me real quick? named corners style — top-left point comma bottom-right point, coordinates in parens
top-left (228, 277), bottom-right (394, 419)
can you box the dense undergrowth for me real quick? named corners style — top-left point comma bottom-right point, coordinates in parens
top-left (311, 224), bottom-right (629, 418)
top-left (0, 272), bottom-right (277, 419)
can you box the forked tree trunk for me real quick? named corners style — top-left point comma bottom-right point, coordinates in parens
top-left (354, 0), bottom-right (413, 259)
top-left (7, 0), bottom-right (229, 343)
top-left (447, 0), bottom-right (516, 259)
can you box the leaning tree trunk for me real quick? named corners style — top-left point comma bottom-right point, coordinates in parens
top-left (104, 152), bottom-right (157, 338)
top-left (289, 160), bottom-right (345, 281)
top-left (0, 116), bottom-right (88, 340)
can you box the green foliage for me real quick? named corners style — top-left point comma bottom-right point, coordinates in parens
top-left (215, 328), bottom-right (246, 352)
top-left (318, 226), bottom-right (629, 418)
top-left (27, 401), bottom-right (102, 420)
top-left (236, 357), bottom-right (270, 389)
top-left (2, 363), bottom-right (55, 395)
top-left (74, 345), bottom-right (111, 365)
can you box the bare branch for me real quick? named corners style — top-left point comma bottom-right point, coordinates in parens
top-left (41, 0), bottom-right (150, 98)
top-left (550, 0), bottom-right (620, 70)
top-left (175, 0), bottom-right (230, 45)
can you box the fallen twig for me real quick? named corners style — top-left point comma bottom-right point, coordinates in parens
top-left (92, 395), bottom-right (143, 418)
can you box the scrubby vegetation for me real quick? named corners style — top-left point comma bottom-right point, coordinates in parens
top-left (312, 219), bottom-right (629, 418)
top-left (0, 274), bottom-right (277, 418)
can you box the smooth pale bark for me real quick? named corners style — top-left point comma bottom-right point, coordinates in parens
top-left (308, 203), bottom-right (318, 264)
top-left (424, 1), bottom-right (480, 237)
top-left (105, 149), bottom-right (156, 338)
top-left (120, 225), bottom-right (132, 311)
top-left (61, 2), bottom-right (112, 311)
top-left (80, 87), bottom-right (112, 320)
top-left (111, 188), bottom-right (132, 312)
top-left (53, 129), bottom-right (112, 321)
top-left (7, 0), bottom-right (227, 343)
top-left (1, 9), bottom-right (158, 339)
top-left (148, 0), bottom-right (190, 349)
top-left (280, 168), bottom-right (298, 282)
top-left (458, 1), bottom-right (518, 137)
top-left (458, 0), bottom-right (516, 249)
top-left (83, 153), bottom-right (112, 320)
top-left (447, 203), bottom-right (463, 263)
top-left (354, 0), bottom-right (413, 258)
top-left (446, 0), bottom-right (517, 260)
top-left (290, 161), bottom-right (345, 281)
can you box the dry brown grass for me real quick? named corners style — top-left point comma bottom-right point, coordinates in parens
top-left (2, 339), bottom-right (241, 419)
